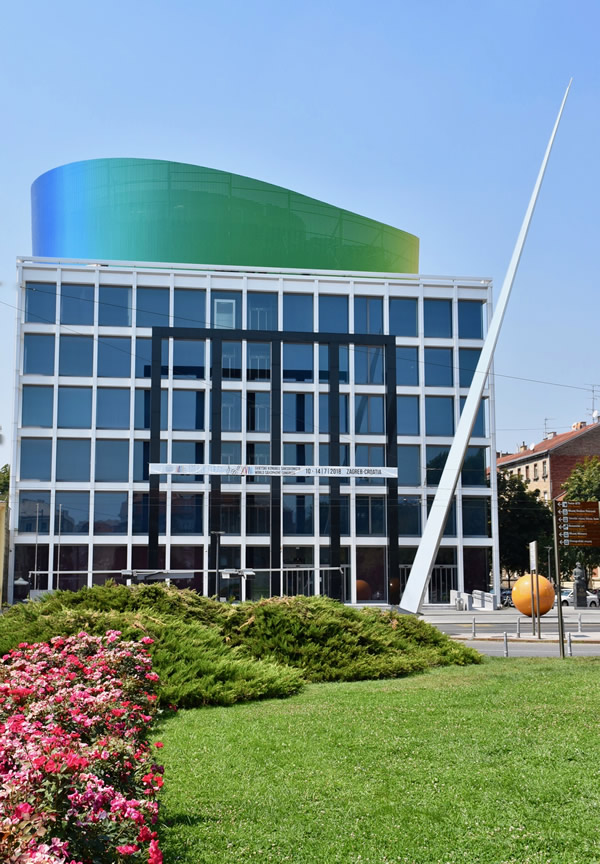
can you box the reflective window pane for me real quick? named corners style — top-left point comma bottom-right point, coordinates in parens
top-left (426, 445), bottom-right (449, 486)
top-left (355, 395), bottom-right (384, 435)
top-left (59, 336), bottom-right (93, 377)
top-left (134, 389), bottom-right (168, 430)
top-left (133, 440), bottom-right (167, 482)
top-left (136, 287), bottom-right (169, 327)
top-left (98, 337), bottom-right (132, 377)
top-left (171, 441), bottom-right (203, 483)
top-left (318, 394), bottom-right (349, 435)
top-left (397, 445), bottom-right (420, 486)
top-left (221, 392), bottom-right (241, 432)
top-left (427, 496), bottom-right (457, 537)
top-left (58, 387), bottom-right (92, 428)
top-left (425, 396), bottom-right (454, 436)
top-left (247, 293), bottom-right (278, 330)
top-left (319, 495), bottom-right (350, 536)
top-left (462, 497), bottom-right (491, 536)
top-left (247, 392), bottom-right (270, 432)
top-left (56, 439), bottom-right (90, 481)
top-left (355, 346), bottom-right (383, 384)
top-left (94, 492), bottom-right (128, 534)
top-left (397, 395), bottom-right (419, 436)
top-left (18, 491), bottom-right (51, 533)
top-left (246, 494), bottom-right (270, 535)
top-left (99, 285), bottom-right (131, 326)
top-left (95, 440), bottom-right (129, 482)
top-left (221, 494), bottom-right (241, 534)
top-left (354, 297), bottom-right (383, 334)
top-left (55, 492), bottom-right (89, 534)
top-left (396, 347), bottom-right (418, 385)
top-left (283, 495), bottom-right (314, 535)
top-left (132, 492), bottom-right (166, 535)
top-left (389, 298), bottom-right (417, 337)
top-left (398, 496), bottom-right (421, 536)
top-left (174, 288), bottom-right (205, 327)
top-left (61, 284), bottom-right (94, 325)
top-left (22, 386), bottom-right (53, 427)
top-left (424, 348), bottom-right (453, 386)
top-left (318, 344), bottom-right (349, 383)
top-left (135, 338), bottom-right (168, 378)
top-left (97, 389), bottom-right (130, 429)
top-left (283, 294), bottom-right (312, 332)
top-left (171, 493), bottom-right (203, 535)
top-left (247, 343), bottom-right (270, 381)
top-left (424, 299), bottom-right (452, 338)
top-left (25, 283), bottom-right (56, 324)
top-left (221, 342), bottom-right (242, 379)
top-left (283, 344), bottom-right (313, 382)
top-left (462, 447), bottom-right (488, 486)
top-left (459, 348), bottom-right (481, 388)
top-left (319, 296), bottom-right (348, 333)
top-left (173, 340), bottom-right (205, 379)
top-left (212, 291), bottom-right (241, 329)
top-left (93, 546), bottom-right (127, 580)
top-left (283, 443), bottom-right (314, 484)
top-left (458, 300), bottom-right (484, 339)
top-left (24, 334), bottom-right (55, 375)
top-left (20, 439), bottom-right (52, 480)
top-left (460, 397), bottom-right (487, 438)
top-left (356, 497), bottom-right (385, 535)
top-left (283, 393), bottom-right (313, 433)
top-left (173, 390), bottom-right (205, 430)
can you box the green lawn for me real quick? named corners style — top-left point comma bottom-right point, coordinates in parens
top-left (158, 659), bottom-right (600, 864)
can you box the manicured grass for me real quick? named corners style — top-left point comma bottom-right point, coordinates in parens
top-left (158, 659), bottom-right (600, 864)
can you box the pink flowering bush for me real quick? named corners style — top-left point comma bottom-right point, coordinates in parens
top-left (0, 631), bottom-right (164, 863)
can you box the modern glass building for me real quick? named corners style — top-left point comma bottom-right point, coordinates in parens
top-left (11, 159), bottom-right (499, 604)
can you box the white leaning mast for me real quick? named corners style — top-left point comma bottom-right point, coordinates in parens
top-left (400, 81), bottom-right (573, 614)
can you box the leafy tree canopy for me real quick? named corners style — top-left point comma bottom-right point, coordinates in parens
top-left (0, 464), bottom-right (9, 498)
top-left (497, 471), bottom-right (553, 578)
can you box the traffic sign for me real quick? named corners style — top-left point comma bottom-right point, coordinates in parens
top-left (554, 500), bottom-right (600, 547)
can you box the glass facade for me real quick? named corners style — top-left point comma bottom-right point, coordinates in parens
top-left (14, 264), bottom-right (494, 604)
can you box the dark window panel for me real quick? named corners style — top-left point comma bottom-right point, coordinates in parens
top-left (25, 283), bottom-right (56, 324)
top-left (318, 394), bottom-right (348, 435)
top-left (221, 494), bottom-right (241, 534)
top-left (247, 343), bottom-right (271, 381)
top-left (460, 397), bottom-right (486, 438)
top-left (134, 389), bottom-right (168, 430)
top-left (319, 296), bottom-right (348, 333)
top-left (319, 345), bottom-right (349, 384)
top-left (283, 294), bottom-right (312, 332)
top-left (20, 438), bottom-right (52, 481)
top-left (425, 396), bottom-right (454, 436)
top-left (24, 334), bottom-right (55, 375)
top-left (132, 544), bottom-right (166, 569)
top-left (99, 285), bottom-right (131, 326)
top-left (57, 387), bottom-right (92, 429)
top-left (389, 298), bottom-right (417, 337)
top-left (97, 337), bottom-right (132, 377)
top-left (59, 336), bottom-right (93, 377)
top-left (171, 545), bottom-right (204, 571)
top-left (93, 546), bottom-right (128, 580)
top-left (132, 492), bottom-right (166, 535)
top-left (283, 443), bottom-right (314, 484)
top-left (462, 497), bottom-right (491, 536)
top-left (133, 440), bottom-right (167, 483)
top-left (463, 547), bottom-right (492, 593)
top-left (355, 497), bottom-right (386, 536)
top-left (246, 494), bottom-right (271, 534)
top-left (95, 440), bottom-right (129, 482)
top-left (283, 343), bottom-right (313, 382)
top-left (135, 337), bottom-right (168, 378)
top-left (355, 395), bottom-right (384, 435)
top-left (424, 347), bottom-right (453, 386)
top-left (96, 388), bottom-right (130, 429)
top-left (424, 299), bottom-right (452, 338)
top-left (397, 445), bottom-right (421, 486)
top-left (218, 342), bottom-right (242, 379)
top-left (221, 391), bottom-right (241, 432)
top-left (354, 297), bottom-right (383, 334)
top-left (425, 445), bottom-right (450, 486)
top-left (54, 492), bottom-right (89, 534)
top-left (397, 395), bottom-right (419, 436)
top-left (247, 392), bottom-right (270, 432)
top-left (53, 545), bottom-right (88, 579)
top-left (427, 496), bottom-right (457, 537)
top-left (247, 292), bottom-right (278, 330)
top-left (18, 491), bottom-right (51, 533)
top-left (173, 340), bottom-right (205, 379)
top-left (56, 439), bottom-right (91, 482)
top-left (171, 493), bottom-right (203, 535)
top-left (14, 545), bottom-right (49, 592)
top-left (458, 300), bottom-right (484, 339)
top-left (459, 348), bottom-right (481, 388)
top-left (396, 347), bottom-right (419, 385)
top-left (170, 441), bottom-right (203, 483)
top-left (462, 447), bottom-right (488, 487)
top-left (172, 390), bottom-right (205, 431)
top-left (283, 393), bottom-right (313, 433)
top-left (22, 386), bottom-right (53, 427)
top-left (282, 495), bottom-right (314, 535)
top-left (319, 495), bottom-right (350, 536)
top-left (61, 284), bottom-right (94, 325)
top-left (174, 288), bottom-right (206, 328)
top-left (355, 346), bottom-right (384, 385)
top-left (136, 287), bottom-right (169, 327)
top-left (94, 492), bottom-right (128, 534)
top-left (398, 496), bottom-right (422, 536)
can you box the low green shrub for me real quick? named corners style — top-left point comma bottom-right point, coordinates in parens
top-left (0, 585), bottom-right (480, 708)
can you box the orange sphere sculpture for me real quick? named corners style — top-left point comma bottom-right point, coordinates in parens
top-left (511, 574), bottom-right (555, 617)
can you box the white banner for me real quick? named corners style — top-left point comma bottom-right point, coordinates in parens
top-left (149, 463), bottom-right (398, 478)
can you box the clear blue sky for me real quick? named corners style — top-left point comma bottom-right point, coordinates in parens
top-left (0, 0), bottom-right (598, 463)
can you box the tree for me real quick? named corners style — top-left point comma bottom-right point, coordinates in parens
top-left (561, 456), bottom-right (600, 583)
top-left (497, 471), bottom-right (553, 582)
top-left (0, 464), bottom-right (9, 498)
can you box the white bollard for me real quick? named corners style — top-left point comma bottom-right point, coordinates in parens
top-left (503, 632), bottom-right (509, 657)
top-left (567, 632), bottom-right (573, 657)
top-left (516, 618), bottom-right (521, 638)
top-left (472, 617), bottom-right (476, 638)
top-left (578, 614), bottom-right (582, 634)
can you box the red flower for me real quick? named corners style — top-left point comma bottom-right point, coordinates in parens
top-left (153, 741), bottom-right (164, 749)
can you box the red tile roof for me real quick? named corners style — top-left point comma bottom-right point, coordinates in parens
top-left (496, 423), bottom-right (599, 468)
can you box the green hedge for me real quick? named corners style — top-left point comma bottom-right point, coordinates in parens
top-left (0, 585), bottom-right (480, 707)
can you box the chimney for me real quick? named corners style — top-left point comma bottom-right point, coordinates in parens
top-left (571, 421), bottom-right (587, 431)
top-left (519, 441), bottom-right (528, 452)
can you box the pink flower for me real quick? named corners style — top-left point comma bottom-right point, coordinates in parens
top-left (148, 838), bottom-right (163, 864)
top-left (116, 843), bottom-right (139, 855)
top-left (140, 637), bottom-right (154, 645)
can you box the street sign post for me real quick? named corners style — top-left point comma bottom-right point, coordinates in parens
top-left (556, 501), bottom-right (600, 547)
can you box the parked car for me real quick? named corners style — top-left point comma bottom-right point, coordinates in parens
top-left (560, 589), bottom-right (598, 607)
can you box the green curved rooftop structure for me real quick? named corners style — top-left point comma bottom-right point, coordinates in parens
top-left (31, 158), bottom-right (419, 273)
